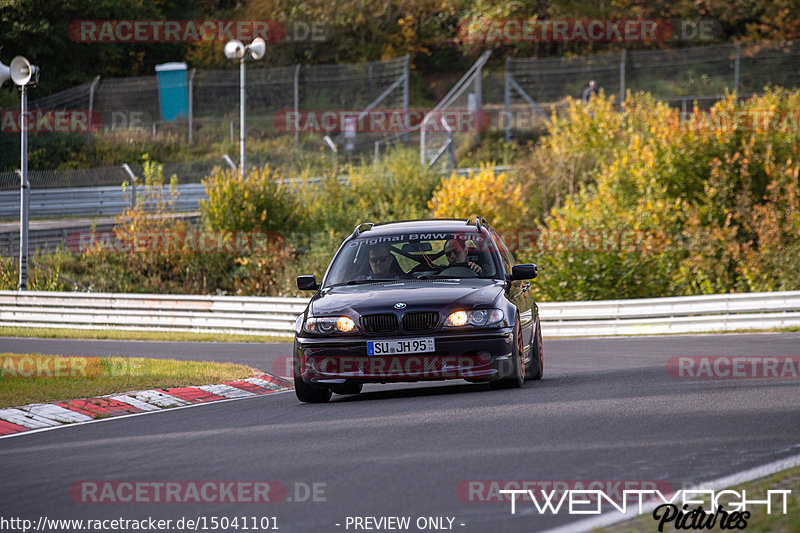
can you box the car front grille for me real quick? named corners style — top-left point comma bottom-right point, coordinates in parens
top-left (402, 311), bottom-right (439, 332)
top-left (360, 313), bottom-right (399, 334)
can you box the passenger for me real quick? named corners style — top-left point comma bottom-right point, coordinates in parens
top-left (443, 239), bottom-right (482, 274)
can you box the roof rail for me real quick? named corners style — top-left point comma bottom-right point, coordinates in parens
top-left (352, 222), bottom-right (375, 237)
top-left (467, 216), bottom-right (487, 231)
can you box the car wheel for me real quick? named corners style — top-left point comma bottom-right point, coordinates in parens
top-left (526, 316), bottom-right (544, 381)
top-left (293, 342), bottom-right (332, 403)
top-left (294, 375), bottom-right (332, 403)
top-left (490, 316), bottom-right (525, 389)
top-left (331, 381), bottom-right (363, 395)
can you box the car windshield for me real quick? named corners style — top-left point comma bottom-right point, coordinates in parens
top-left (324, 231), bottom-right (501, 287)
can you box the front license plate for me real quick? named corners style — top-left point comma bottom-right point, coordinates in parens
top-left (367, 338), bottom-right (435, 355)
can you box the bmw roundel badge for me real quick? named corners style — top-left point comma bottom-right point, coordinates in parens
top-left (394, 302), bottom-right (407, 309)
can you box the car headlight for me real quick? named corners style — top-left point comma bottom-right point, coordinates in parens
top-left (444, 309), bottom-right (504, 327)
top-left (303, 316), bottom-right (358, 334)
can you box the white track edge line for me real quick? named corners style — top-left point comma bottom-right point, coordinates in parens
top-left (546, 331), bottom-right (799, 341)
top-left (538, 451), bottom-right (800, 533)
top-left (0, 389), bottom-right (293, 441)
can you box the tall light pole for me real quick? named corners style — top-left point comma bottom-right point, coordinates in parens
top-left (2, 56), bottom-right (39, 290)
top-left (224, 38), bottom-right (266, 180)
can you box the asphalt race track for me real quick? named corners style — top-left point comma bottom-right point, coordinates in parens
top-left (1, 333), bottom-right (799, 532)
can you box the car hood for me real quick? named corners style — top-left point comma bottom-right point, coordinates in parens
top-left (310, 279), bottom-right (505, 316)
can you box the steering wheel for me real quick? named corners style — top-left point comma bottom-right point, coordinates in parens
top-left (437, 265), bottom-right (478, 277)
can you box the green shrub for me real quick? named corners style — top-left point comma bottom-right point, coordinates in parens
top-left (0, 252), bottom-right (69, 291)
top-left (202, 165), bottom-right (297, 232)
top-left (292, 147), bottom-right (441, 234)
top-left (55, 156), bottom-right (238, 294)
top-left (519, 89), bottom-right (800, 301)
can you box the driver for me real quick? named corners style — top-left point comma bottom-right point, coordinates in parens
top-left (443, 238), bottom-right (482, 274)
top-left (359, 243), bottom-right (407, 279)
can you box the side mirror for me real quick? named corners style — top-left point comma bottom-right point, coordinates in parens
top-left (510, 264), bottom-right (537, 281)
top-left (297, 275), bottom-right (319, 291)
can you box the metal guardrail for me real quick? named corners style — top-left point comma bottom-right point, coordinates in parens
top-left (0, 291), bottom-right (309, 337)
top-left (0, 167), bottom-right (512, 222)
top-left (0, 214), bottom-right (202, 257)
top-left (0, 184), bottom-right (207, 219)
top-left (1, 290), bottom-right (799, 338)
top-left (538, 291), bottom-right (800, 336)
top-left (0, 223), bottom-right (116, 257)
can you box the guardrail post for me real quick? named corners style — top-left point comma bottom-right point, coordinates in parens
top-left (188, 68), bottom-right (196, 144)
top-left (18, 167), bottom-right (29, 290)
top-left (87, 75), bottom-right (101, 144)
top-left (447, 129), bottom-right (455, 172)
top-left (402, 55), bottom-right (409, 143)
top-left (293, 64), bottom-right (301, 145)
top-left (122, 163), bottom-right (137, 210)
top-left (733, 43), bottom-right (741, 97)
top-left (504, 58), bottom-right (511, 142)
top-left (221, 154), bottom-right (237, 171)
top-left (619, 49), bottom-right (627, 110)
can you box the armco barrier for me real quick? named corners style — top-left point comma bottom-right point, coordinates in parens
top-left (0, 292), bottom-right (309, 337)
top-left (0, 168), bottom-right (507, 221)
top-left (1, 290), bottom-right (800, 337)
top-left (0, 184), bottom-right (206, 219)
top-left (538, 291), bottom-right (800, 336)
top-left (0, 214), bottom-right (201, 257)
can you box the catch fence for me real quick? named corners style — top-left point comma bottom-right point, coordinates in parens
top-left (501, 40), bottom-right (800, 140)
top-left (10, 56), bottom-right (410, 151)
top-left (2, 41), bottom-right (799, 175)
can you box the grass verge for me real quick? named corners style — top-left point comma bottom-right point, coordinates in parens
top-left (0, 353), bottom-right (256, 408)
top-left (0, 326), bottom-right (293, 343)
top-left (547, 326), bottom-right (800, 339)
top-left (594, 465), bottom-right (800, 532)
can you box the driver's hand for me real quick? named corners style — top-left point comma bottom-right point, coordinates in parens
top-left (468, 261), bottom-right (483, 274)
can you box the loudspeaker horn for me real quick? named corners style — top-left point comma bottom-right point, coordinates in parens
top-left (248, 37), bottom-right (266, 60)
top-left (224, 40), bottom-right (245, 60)
top-left (10, 56), bottom-right (39, 86)
top-left (0, 61), bottom-right (10, 87)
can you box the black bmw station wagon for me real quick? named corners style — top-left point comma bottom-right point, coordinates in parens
top-left (293, 218), bottom-right (543, 402)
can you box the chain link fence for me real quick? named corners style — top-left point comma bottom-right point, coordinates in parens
top-left (0, 159), bottom-right (229, 191)
top-left (502, 40), bottom-right (800, 140)
top-left (2, 41), bottom-right (799, 192)
top-left (419, 51), bottom-right (492, 170)
top-left (5, 56), bottom-right (410, 152)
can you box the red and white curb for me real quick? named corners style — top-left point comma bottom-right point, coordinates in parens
top-left (0, 372), bottom-right (292, 437)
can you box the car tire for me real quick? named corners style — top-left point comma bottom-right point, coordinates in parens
top-left (294, 374), bottom-right (332, 403)
top-left (526, 316), bottom-right (544, 381)
top-left (293, 342), bottom-right (332, 403)
top-left (490, 316), bottom-right (525, 389)
top-left (331, 381), bottom-right (363, 395)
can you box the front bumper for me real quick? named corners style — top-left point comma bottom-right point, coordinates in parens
top-left (295, 329), bottom-right (515, 383)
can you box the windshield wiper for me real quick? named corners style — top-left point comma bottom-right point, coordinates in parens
top-left (343, 278), bottom-right (397, 285)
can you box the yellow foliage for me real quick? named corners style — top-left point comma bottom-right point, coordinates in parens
top-left (201, 165), bottom-right (295, 232)
top-left (85, 156), bottom-right (185, 259)
top-left (428, 165), bottom-right (528, 231)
